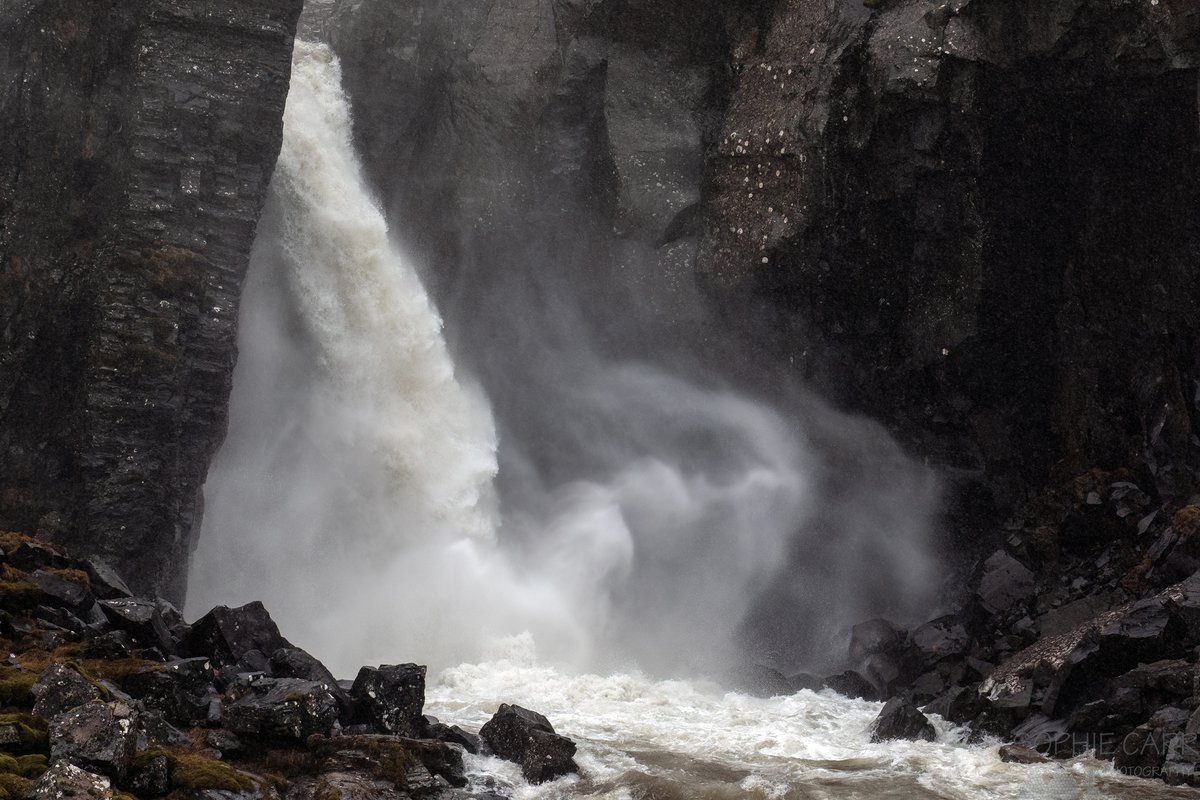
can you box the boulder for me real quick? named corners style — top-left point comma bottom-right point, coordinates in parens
top-left (29, 570), bottom-right (93, 610)
top-left (122, 658), bottom-right (216, 726)
top-left (83, 558), bottom-right (133, 600)
top-left (31, 664), bottom-right (106, 721)
top-left (727, 664), bottom-right (793, 697)
top-left (998, 744), bottom-right (1049, 764)
top-left (912, 617), bottom-right (970, 665)
top-left (849, 619), bottom-right (905, 661)
top-left (98, 598), bottom-right (187, 654)
top-left (869, 697), bottom-right (936, 743)
top-left (479, 704), bottom-right (578, 784)
top-left (26, 762), bottom-right (114, 800)
top-left (787, 672), bottom-right (824, 693)
top-left (977, 551), bottom-right (1036, 614)
top-left (181, 602), bottom-right (293, 667)
top-left (349, 664), bottom-right (425, 737)
top-left (49, 701), bottom-right (137, 781)
top-left (127, 753), bottom-right (169, 797)
top-left (225, 678), bottom-right (340, 742)
top-left (821, 670), bottom-right (878, 700)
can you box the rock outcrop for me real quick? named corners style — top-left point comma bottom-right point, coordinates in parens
top-left (323, 0), bottom-right (1199, 534)
top-left (0, 0), bottom-right (304, 602)
top-left (0, 529), bottom-right (578, 797)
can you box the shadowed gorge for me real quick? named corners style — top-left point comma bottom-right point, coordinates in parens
top-left (1, 0), bottom-right (1199, 797)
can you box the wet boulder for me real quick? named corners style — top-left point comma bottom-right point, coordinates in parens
top-left (180, 602), bottom-right (293, 667)
top-left (349, 664), bottom-right (425, 737)
top-left (821, 670), bottom-right (878, 700)
top-left (49, 701), bottom-right (137, 781)
top-left (122, 657), bottom-right (216, 726)
top-left (27, 762), bottom-right (115, 800)
top-left (869, 697), bottom-right (936, 743)
top-left (850, 619), bottom-right (905, 662)
top-left (479, 704), bottom-right (578, 784)
top-left (727, 664), bottom-right (793, 698)
top-left (999, 744), bottom-right (1048, 764)
top-left (127, 752), bottom-right (169, 797)
top-left (98, 598), bottom-right (187, 654)
top-left (83, 558), bottom-right (133, 600)
top-left (977, 551), bottom-right (1036, 614)
top-left (31, 663), bottom-right (106, 721)
top-left (225, 677), bottom-right (340, 741)
top-left (912, 617), bottom-right (970, 666)
top-left (423, 715), bottom-right (487, 755)
top-left (29, 569), bottom-right (93, 611)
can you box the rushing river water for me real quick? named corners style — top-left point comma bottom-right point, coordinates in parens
top-left (426, 636), bottom-right (1194, 800)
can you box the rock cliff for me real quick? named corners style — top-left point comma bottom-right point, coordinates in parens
top-left (0, 0), bottom-right (304, 601)
top-left (326, 0), bottom-right (1199, 552)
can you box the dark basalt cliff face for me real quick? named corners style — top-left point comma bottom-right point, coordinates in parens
top-left (327, 0), bottom-right (1199, 548)
top-left (0, 0), bottom-right (303, 601)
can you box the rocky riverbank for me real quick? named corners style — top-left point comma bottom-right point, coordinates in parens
top-left (0, 531), bottom-right (577, 800)
top-left (804, 476), bottom-right (1200, 789)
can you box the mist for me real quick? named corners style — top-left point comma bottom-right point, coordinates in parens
top-left (188, 41), bottom-right (943, 681)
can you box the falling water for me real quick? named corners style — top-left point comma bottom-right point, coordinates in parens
top-left (189, 41), bottom-right (939, 679)
top-left (182, 39), bottom-right (1178, 800)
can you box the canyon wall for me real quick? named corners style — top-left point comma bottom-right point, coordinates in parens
top-left (0, 0), bottom-right (303, 600)
top-left (328, 0), bottom-right (1200, 556)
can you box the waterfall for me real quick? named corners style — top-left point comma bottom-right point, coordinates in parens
top-left (188, 42), bottom-right (516, 673)
top-left (189, 40), bottom-right (942, 679)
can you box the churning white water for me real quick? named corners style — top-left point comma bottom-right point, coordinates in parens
top-left (426, 635), bottom-right (1189, 800)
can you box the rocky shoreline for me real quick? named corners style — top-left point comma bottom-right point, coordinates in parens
top-left (777, 475), bottom-right (1200, 789)
top-left (4, 484), bottom-right (1200, 798)
top-left (0, 531), bottom-right (577, 800)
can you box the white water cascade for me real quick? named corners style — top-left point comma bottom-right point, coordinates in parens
top-left (184, 40), bottom-right (1181, 800)
top-left (187, 41), bottom-right (556, 673)
top-left (190, 40), bottom-right (943, 678)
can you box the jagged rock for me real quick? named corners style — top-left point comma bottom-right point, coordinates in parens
top-left (205, 729), bottom-right (245, 755)
top-left (270, 648), bottom-right (337, 684)
top-left (977, 552), bottom-right (1037, 614)
top-left (26, 762), bottom-right (115, 800)
top-left (181, 603), bottom-right (293, 667)
top-left (7, 542), bottom-right (71, 572)
top-left (123, 658), bottom-right (216, 726)
top-left (423, 716), bottom-right (487, 756)
top-left (49, 701), bottom-right (137, 781)
top-left (29, 569), bottom-right (93, 610)
top-left (1115, 723), bottom-right (1170, 778)
top-left (349, 664), bottom-right (425, 737)
top-left (83, 558), bottom-right (133, 601)
top-left (226, 678), bottom-right (340, 742)
top-left (1066, 687), bottom-right (1143, 743)
top-left (127, 753), bottom-right (170, 797)
top-left (912, 617), bottom-right (970, 665)
top-left (479, 704), bottom-right (578, 784)
top-left (31, 663), bottom-right (106, 721)
top-left (98, 598), bottom-right (186, 654)
top-left (850, 618), bottom-right (905, 661)
top-left (136, 709), bottom-right (193, 749)
top-left (923, 686), bottom-right (985, 725)
top-left (869, 697), bottom-right (936, 743)
top-left (821, 670), bottom-right (878, 700)
top-left (81, 631), bottom-right (136, 660)
top-left (1111, 659), bottom-right (1195, 699)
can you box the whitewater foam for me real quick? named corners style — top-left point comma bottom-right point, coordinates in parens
top-left (428, 636), bottom-right (1190, 800)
